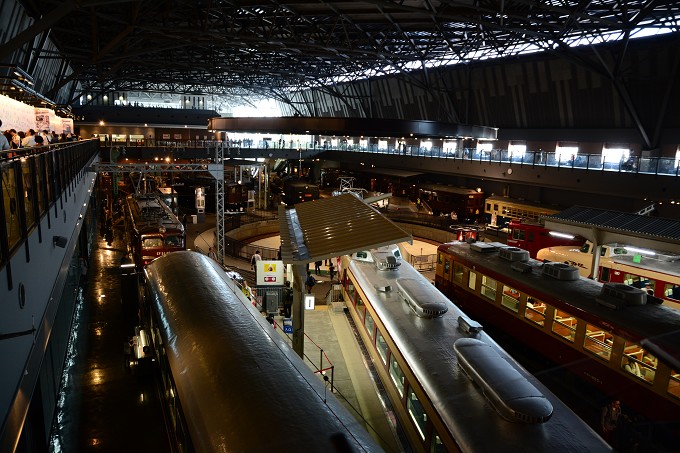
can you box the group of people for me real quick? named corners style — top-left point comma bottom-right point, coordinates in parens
top-left (1, 120), bottom-right (79, 153)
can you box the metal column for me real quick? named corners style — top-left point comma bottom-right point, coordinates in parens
top-left (209, 142), bottom-right (225, 265)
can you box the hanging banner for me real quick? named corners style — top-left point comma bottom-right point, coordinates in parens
top-left (62, 118), bottom-right (74, 133)
top-left (35, 108), bottom-right (51, 132)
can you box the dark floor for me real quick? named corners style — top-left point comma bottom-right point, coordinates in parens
top-left (50, 224), bottom-right (171, 452)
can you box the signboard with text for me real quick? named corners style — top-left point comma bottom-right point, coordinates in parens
top-left (304, 294), bottom-right (315, 310)
top-left (256, 260), bottom-right (284, 286)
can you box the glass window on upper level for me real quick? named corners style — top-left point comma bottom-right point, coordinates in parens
top-left (508, 142), bottom-right (526, 158)
top-left (601, 145), bottom-right (629, 164)
top-left (555, 143), bottom-right (578, 163)
top-left (476, 142), bottom-right (492, 155)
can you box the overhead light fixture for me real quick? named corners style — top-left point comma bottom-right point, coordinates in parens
top-left (625, 246), bottom-right (656, 256)
top-left (548, 231), bottom-right (575, 240)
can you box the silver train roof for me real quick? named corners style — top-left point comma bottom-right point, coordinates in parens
top-left (348, 256), bottom-right (610, 452)
top-left (145, 251), bottom-right (383, 452)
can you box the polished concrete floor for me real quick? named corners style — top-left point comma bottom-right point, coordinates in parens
top-left (51, 224), bottom-right (171, 452)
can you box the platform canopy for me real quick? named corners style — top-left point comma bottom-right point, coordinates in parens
top-left (543, 206), bottom-right (680, 256)
top-left (279, 193), bottom-right (412, 265)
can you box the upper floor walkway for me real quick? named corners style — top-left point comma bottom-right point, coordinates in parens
top-left (95, 139), bottom-right (680, 178)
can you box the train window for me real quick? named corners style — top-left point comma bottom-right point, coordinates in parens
top-left (512, 229), bottom-right (525, 240)
top-left (580, 243), bottom-right (591, 253)
top-left (389, 355), bottom-right (405, 397)
top-left (524, 297), bottom-right (546, 326)
top-left (165, 236), bottom-right (181, 247)
top-left (622, 273), bottom-right (648, 289)
top-left (480, 275), bottom-right (497, 301)
top-left (501, 285), bottom-right (519, 312)
top-left (356, 295), bottom-right (366, 320)
top-left (346, 282), bottom-right (356, 304)
top-left (551, 309), bottom-right (576, 342)
top-left (437, 253), bottom-right (443, 265)
top-left (468, 271), bottom-right (476, 291)
top-left (621, 341), bottom-right (657, 384)
top-left (664, 284), bottom-right (680, 301)
top-left (407, 389), bottom-right (427, 441)
top-left (444, 259), bottom-right (450, 275)
top-left (430, 434), bottom-right (446, 453)
top-left (365, 311), bottom-right (375, 340)
top-left (453, 262), bottom-right (464, 284)
top-left (376, 331), bottom-right (388, 365)
top-left (142, 237), bottom-right (164, 248)
top-left (583, 324), bottom-right (613, 361)
top-left (669, 371), bottom-right (680, 400)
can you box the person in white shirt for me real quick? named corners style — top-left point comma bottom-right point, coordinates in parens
top-left (22, 129), bottom-right (36, 147)
top-left (251, 250), bottom-right (261, 270)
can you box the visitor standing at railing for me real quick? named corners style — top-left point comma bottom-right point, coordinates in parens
top-left (0, 120), bottom-right (10, 151)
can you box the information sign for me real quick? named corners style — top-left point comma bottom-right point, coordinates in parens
top-left (256, 260), bottom-right (284, 286)
top-left (304, 294), bottom-right (315, 310)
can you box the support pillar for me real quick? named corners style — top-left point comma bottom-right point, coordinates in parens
top-left (292, 263), bottom-right (307, 358)
top-left (591, 228), bottom-right (602, 281)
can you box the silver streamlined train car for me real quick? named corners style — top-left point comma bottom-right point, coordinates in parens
top-left (342, 245), bottom-right (611, 452)
top-left (143, 251), bottom-right (383, 452)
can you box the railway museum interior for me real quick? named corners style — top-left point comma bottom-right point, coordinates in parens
top-left (3, 1), bottom-right (680, 452)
